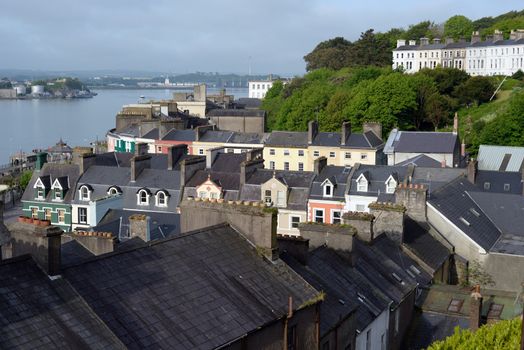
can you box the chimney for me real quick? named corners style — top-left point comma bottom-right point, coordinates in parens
top-left (409, 40), bottom-right (416, 46)
top-left (471, 31), bottom-right (481, 44)
top-left (469, 285), bottom-right (483, 331)
top-left (308, 120), bottom-right (318, 145)
top-left (68, 231), bottom-right (115, 256)
top-left (453, 112), bottom-right (459, 135)
top-left (395, 184), bottom-right (427, 222)
top-left (240, 159), bottom-right (265, 187)
top-left (396, 39), bottom-right (406, 48)
top-left (467, 159), bottom-right (478, 184)
top-left (433, 38), bottom-right (441, 44)
top-left (445, 37), bottom-right (455, 44)
top-left (129, 214), bottom-right (151, 242)
top-left (510, 30), bottom-right (517, 40)
top-left (441, 160), bottom-right (446, 168)
top-left (493, 30), bottom-right (504, 42)
top-left (195, 125), bottom-right (212, 142)
top-left (420, 37), bottom-right (429, 46)
top-left (341, 121), bottom-right (351, 146)
top-left (167, 144), bottom-right (187, 170)
top-left (461, 139), bottom-right (466, 157)
top-left (77, 153), bottom-right (97, 175)
top-left (35, 152), bottom-right (48, 171)
top-left (314, 156), bottom-right (328, 175)
top-left (362, 122), bottom-right (382, 140)
top-left (134, 142), bottom-right (149, 156)
top-left (277, 236), bottom-right (309, 265)
top-left (130, 155), bottom-right (151, 182)
top-left (179, 157), bottom-right (206, 188)
top-left (206, 147), bottom-right (224, 169)
top-left (342, 212), bottom-right (374, 243)
top-left (0, 200), bottom-right (4, 225)
top-left (369, 202), bottom-right (406, 244)
top-left (297, 223), bottom-right (357, 264)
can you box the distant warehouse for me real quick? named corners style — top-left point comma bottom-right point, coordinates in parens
top-left (207, 108), bottom-right (266, 133)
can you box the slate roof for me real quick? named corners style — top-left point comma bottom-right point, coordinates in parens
top-left (0, 256), bottom-right (125, 349)
top-left (266, 130), bottom-right (383, 149)
top-left (473, 170), bottom-right (522, 194)
top-left (349, 165), bottom-right (407, 197)
top-left (385, 129), bottom-right (458, 154)
top-left (394, 43), bottom-right (446, 51)
top-left (410, 167), bottom-right (465, 195)
top-left (396, 154), bottom-right (444, 168)
top-left (161, 129), bottom-right (196, 142)
top-left (211, 153), bottom-right (247, 172)
top-left (184, 170), bottom-right (240, 201)
top-left (235, 98), bottom-right (262, 109)
top-left (142, 128), bottom-right (159, 140)
top-left (405, 311), bottom-right (469, 350)
top-left (198, 130), bottom-right (235, 143)
top-left (228, 132), bottom-right (266, 144)
top-left (63, 224), bottom-right (319, 350)
top-left (309, 166), bottom-right (350, 201)
top-left (207, 109), bottom-right (265, 117)
top-left (265, 131), bottom-right (308, 147)
top-left (22, 163), bottom-right (80, 203)
top-left (477, 145), bottom-right (524, 172)
top-left (428, 178), bottom-right (501, 251)
top-left (403, 218), bottom-right (451, 272)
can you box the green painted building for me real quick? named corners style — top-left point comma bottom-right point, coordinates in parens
top-left (21, 155), bottom-right (80, 232)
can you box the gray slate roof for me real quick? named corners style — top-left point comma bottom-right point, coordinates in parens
top-left (265, 130), bottom-right (383, 149)
top-left (22, 163), bottom-right (80, 203)
top-left (309, 166), bottom-right (350, 201)
top-left (349, 165), bottom-right (407, 197)
top-left (474, 170), bottom-right (522, 194)
top-left (0, 256), bottom-right (125, 349)
top-left (387, 130), bottom-right (458, 154)
top-left (207, 109), bottom-right (265, 117)
top-left (63, 224), bottom-right (319, 350)
top-left (161, 129), bottom-right (196, 142)
top-left (396, 154), bottom-right (444, 168)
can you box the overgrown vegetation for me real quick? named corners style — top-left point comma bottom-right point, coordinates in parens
top-left (428, 317), bottom-right (522, 350)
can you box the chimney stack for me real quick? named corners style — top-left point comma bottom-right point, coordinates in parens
top-left (362, 122), bottom-right (382, 140)
top-left (493, 30), bottom-right (504, 42)
top-left (420, 37), bottom-right (429, 46)
top-left (467, 159), bottom-right (478, 184)
top-left (461, 139), bottom-right (466, 157)
top-left (510, 30), bottom-right (517, 40)
top-left (167, 144), bottom-right (187, 170)
top-left (445, 37), bottom-right (455, 44)
top-left (129, 214), bottom-right (151, 242)
top-left (35, 152), bottom-right (48, 171)
top-left (314, 156), bottom-right (328, 175)
top-left (396, 39), bottom-right (406, 48)
top-left (77, 153), bottom-right (97, 175)
top-left (433, 38), bottom-right (441, 44)
top-left (471, 31), bottom-right (481, 44)
top-left (308, 120), bottom-right (318, 145)
top-left (206, 147), bottom-right (224, 169)
top-left (240, 159), bottom-right (264, 187)
top-left (469, 285), bottom-right (483, 331)
top-left (130, 155), bottom-right (151, 182)
top-left (453, 113), bottom-right (459, 135)
top-left (179, 157), bottom-right (206, 188)
top-left (341, 121), bottom-right (351, 146)
top-left (409, 40), bottom-right (416, 46)
top-left (395, 184), bottom-right (427, 223)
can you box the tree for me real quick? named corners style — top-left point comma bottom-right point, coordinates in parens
top-left (425, 93), bottom-right (453, 130)
top-left (411, 74), bottom-right (438, 130)
top-left (19, 171), bottom-right (33, 190)
top-left (0, 78), bottom-right (12, 89)
top-left (512, 69), bottom-right (524, 81)
top-left (454, 76), bottom-right (495, 106)
top-left (304, 37), bottom-right (352, 71)
top-left (444, 15), bottom-right (474, 39)
top-left (428, 317), bottom-right (521, 350)
top-left (419, 67), bottom-right (470, 95)
top-left (351, 29), bottom-right (392, 67)
top-left (405, 21), bottom-right (434, 40)
top-left (479, 92), bottom-right (524, 147)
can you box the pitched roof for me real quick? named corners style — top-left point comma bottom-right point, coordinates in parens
top-left (410, 167), bottom-right (465, 195)
top-left (310, 166), bottom-right (350, 201)
top-left (161, 129), bottom-right (196, 142)
top-left (386, 129), bottom-right (458, 154)
top-left (22, 163), bottom-right (80, 202)
top-left (63, 224), bottom-right (319, 349)
top-left (207, 109), bottom-right (265, 117)
top-left (0, 256), bottom-right (125, 349)
top-left (396, 154), bottom-right (444, 168)
top-left (265, 131), bottom-right (308, 147)
top-left (235, 98), bottom-right (262, 109)
top-left (477, 145), bottom-right (524, 172)
top-left (349, 165), bottom-right (407, 197)
top-left (473, 170), bottom-right (522, 194)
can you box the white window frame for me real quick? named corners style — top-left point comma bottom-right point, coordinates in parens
top-left (298, 150), bottom-right (304, 157)
top-left (36, 188), bottom-right (45, 200)
top-left (360, 153), bottom-right (368, 160)
top-left (156, 191), bottom-right (168, 207)
top-left (356, 204), bottom-right (366, 212)
top-left (323, 183), bottom-right (333, 197)
top-left (43, 207), bottom-right (52, 222)
top-left (284, 162), bottom-right (289, 171)
top-left (385, 176), bottom-right (397, 194)
top-left (345, 152), bottom-right (351, 159)
top-left (331, 210), bottom-right (341, 224)
top-left (79, 185), bottom-right (91, 201)
top-left (276, 190), bottom-right (286, 207)
top-left (313, 150), bottom-right (320, 157)
top-left (54, 189), bottom-right (62, 200)
top-left (57, 209), bottom-right (66, 224)
top-left (269, 148), bottom-right (275, 155)
top-left (357, 177), bottom-right (368, 192)
top-left (108, 187), bottom-right (120, 196)
top-left (198, 148), bottom-right (204, 155)
top-left (290, 215), bottom-right (301, 229)
top-left (329, 152), bottom-right (336, 158)
top-left (283, 149), bottom-right (290, 156)
top-left (137, 189), bottom-right (150, 205)
top-left (264, 190), bottom-right (272, 205)
top-left (314, 208), bottom-right (324, 223)
top-left (30, 206), bottom-right (39, 219)
top-left (78, 207), bottom-right (88, 224)
top-left (269, 161), bottom-right (275, 170)
top-left (298, 162), bottom-right (304, 172)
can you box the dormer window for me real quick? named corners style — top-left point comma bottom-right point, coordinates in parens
top-left (385, 175), bottom-right (397, 194)
top-left (107, 186), bottom-right (121, 196)
top-left (79, 185), bottom-right (91, 201)
top-left (155, 190), bottom-right (169, 207)
top-left (36, 188), bottom-right (45, 200)
top-left (356, 174), bottom-right (368, 192)
top-left (137, 189), bottom-right (151, 205)
top-left (321, 179), bottom-right (334, 198)
top-left (54, 190), bottom-right (62, 200)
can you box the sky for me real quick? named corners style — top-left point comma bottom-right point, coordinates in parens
top-left (0, 0), bottom-right (523, 75)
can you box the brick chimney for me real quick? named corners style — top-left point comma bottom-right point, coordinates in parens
top-left (368, 202), bottom-right (406, 244)
top-left (467, 159), bottom-right (478, 184)
top-left (363, 122), bottom-right (383, 140)
top-left (130, 155), bottom-right (151, 182)
top-left (297, 223), bottom-right (357, 264)
top-left (469, 285), bottom-right (483, 331)
top-left (314, 156), bottom-right (328, 175)
top-left (167, 144), bottom-right (187, 170)
top-left (341, 121), bottom-right (351, 146)
top-left (67, 231), bottom-right (116, 256)
top-left (471, 31), bottom-right (481, 44)
top-left (129, 214), bottom-right (151, 242)
top-left (308, 120), bottom-right (318, 145)
top-left (240, 159), bottom-right (264, 187)
top-left (134, 142), bottom-right (149, 156)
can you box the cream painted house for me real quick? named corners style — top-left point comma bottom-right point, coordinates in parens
top-left (191, 129), bottom-right (266, 156)
top-left (263, 121), bottom-right (384, 172)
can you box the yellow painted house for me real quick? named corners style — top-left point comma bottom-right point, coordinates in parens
top-left (263, 121), bottom-right (385, 171)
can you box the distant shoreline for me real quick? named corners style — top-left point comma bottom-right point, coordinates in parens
top-left (88, 86), bottom-right (249, 90)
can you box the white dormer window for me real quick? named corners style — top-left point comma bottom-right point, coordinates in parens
top-left (155, 190), bottom-right (168, 207)
top-left (54, 190), bottom-right (61, 200)
top-left (385, 175), bottom-right (397, 194)
top-left (356, 174), bottom-right (368, 192)
top-left (108, 187), bottom-right (119, 196)
top-left (79, 185), bottom-right (91, 201)
top-left (137, 189), bottom-right (150, 205)
top-left (321, 179), bottom-right (334, 197)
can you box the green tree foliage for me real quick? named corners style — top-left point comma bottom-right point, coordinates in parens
top-left (19, 170), bottom-right (33, 190)
top-left (304, 37), bottom-right (352, 71)
top-left (512, 70), bottom-right (524, 81)
top-left (444, 15), bottom-right (474, 39)
top-left (454, 77), bottom-right (495, 106)
top-left (419, 67), bottom-right (470, 95)
top-left (0, 78), bottom-right (12, 89)
top-left (479, 92), bottom-right (524, 147)
top-left (428, 317), bottom-right (522, 350)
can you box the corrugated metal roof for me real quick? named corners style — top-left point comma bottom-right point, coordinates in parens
top-left (477, 145), bottom-right (524, 172)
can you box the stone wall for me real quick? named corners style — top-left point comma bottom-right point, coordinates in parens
top-left (64, 231), bottom-right (115, 255)
top-left (342, 212), bottom-right (374, 242)
top-left (395, 184), bottom-right (427, 222)
top-left (369, 202), bottom-right (405, 244)
top-left (298, 223), bottom-right (356, 252)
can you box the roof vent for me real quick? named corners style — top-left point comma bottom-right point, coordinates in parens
top-left (409, 265), bottom-right (421, 275)
top-left (459, 217), bottom-right (471, 226)
top-left (469, 208), bottom-right (480, 217)
top-left (392, 272), bottom-right (403, 283)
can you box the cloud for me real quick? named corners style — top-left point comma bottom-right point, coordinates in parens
top-left (0, 0), bottom-right (522, 74)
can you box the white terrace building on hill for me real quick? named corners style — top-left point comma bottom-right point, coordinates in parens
top-left (393, 29), bottom-right (524, 76)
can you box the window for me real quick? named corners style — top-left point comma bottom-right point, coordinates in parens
top-left (54, 190), bottom-right (61, 200)
top-left (314, 209), bottom-right (324, 223)
top-left (284, 149), bottom-right (290, 156)
top-left (366, 330), bottom-right (371, 350)
top-left (57, 209), bottom-right (65, 224)
top-left (137, 189), bottom-right (150, 205)
top-left (37, 188), bottom-right (44, 200)
top-left (284, 162), bottom-right (289, 171)
top-left (298, 150), bottom-right (304, 157)
top-left (44, 208), bottom-right (51, 222)
top-left (157, 146), bottom-right (162, 153)
top-left (298, 162), bottom-right (304, 171)
top-left (276, 190), bottom-right (286, 207)
top-left (287, 325), bottom-right (297, 350)
top-left (269, 161), bottom-right (275, 170)
top-left (356, 204), bottom-right (366, 212)
top-left (313, 151), bottom-right (320, 157)
top-left (269, 148), bottom-right (275, 155)
top-left (360, 153), bottom-right (368, 160)
top-left (357, 177), bottom-right (368, 192)
top-left (329, 152), bottom-right (336, 158)
top-left (31, 207), bottom-right (38, 219)
top-left (386, 177), bottom-right (397, 193)
top-left (156, 191), bottom-right (168, 207)
top-left (345, 152), bottom-right (351, 159)
top-left (291, 216), bottom-right (300, 229)
top-left (323, 184), bottom-right (333, 197)
top-left (78, 207), bottom-right (87, 224)
top-left (198, 148), bottom-right (204, 155)
top-left (265, 190), bottom-right (272, 204)
top-left (484, 182), bottom-right (491, 190)
top-left (332, 211), bottom-right (341, 224)
top-left (198, 191), bottom-right (207, 199)
top-left (504, 183), bottom-right (510, 191)
top-left (79, 185), bottom-right (90, 201)
top-left (108, 187), bottom-right (120, 196)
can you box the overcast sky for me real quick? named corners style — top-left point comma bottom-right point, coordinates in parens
top-left (1, 1), bottom-right (522, 75)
